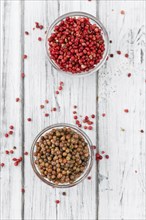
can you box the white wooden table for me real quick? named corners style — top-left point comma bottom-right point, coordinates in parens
top-left (0, 1), bottom-right (145, 220)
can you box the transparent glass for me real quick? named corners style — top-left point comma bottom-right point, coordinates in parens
top-left (30, 123), bottom-right (94, 188)
top-left (45, 11), bottom-right (109, 77)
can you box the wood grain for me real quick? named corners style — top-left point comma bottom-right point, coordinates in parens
top-left (0, 0), bottom-right (145, 220)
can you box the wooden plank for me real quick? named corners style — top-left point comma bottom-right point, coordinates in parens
top-left (56, 1), bottom-right (97, 220)
top-left (23, 1), bottom-right (59, 220)
top-left (0, 1), bottom-right (23, 219)
top-left (98, 1), bottom-right (146, 219)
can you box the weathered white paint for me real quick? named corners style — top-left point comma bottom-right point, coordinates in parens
top-left (0, 0), bottom-right (145, 220)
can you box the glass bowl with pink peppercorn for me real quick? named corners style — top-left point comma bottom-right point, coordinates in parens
top-left (45, 11), bottom-right (109, 76)
top-left (30, 123), bottom-right (94, 188)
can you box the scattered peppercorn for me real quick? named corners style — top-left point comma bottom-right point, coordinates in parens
top-left (5, 133), bottom-right (9, 138)
top-left (9, 125), bottom-right (14, 130)
top-left (91, 114), bottom-right (95, 118)
top-left (21, 188), bottom-right (25, 193)
top-left (16, 98), bottom-right (20, 102)
top-left (62, 192), bottom-right (67, 196)
top-left (38, 37), bottom-right (42, 41)
top-left (10, 150), bottom-right (14, 154)
top-left (140, 130), bottom-right (144, 133)
top-left (5, 150), bottom-right (9, 154)
top-left (117, 51), bottom-right (121, 55)
top-left (127, 73), bottom-right (131, 77)
top-left (45, 100), bottom-right (49, 104)
top-left (55, 200), bottom-right (60, 204)
top-left (21, 73), bottom-right (25, 78)
top-left (34, 127), bottom-right (90, 184)
top-left (125, 54), bottom-right (129, 58)
top-left (110, 54), bottom-right (114, 58)
top-left (0, 163), bottom-right (5, 167)
top-left (105, 155), bottom-right (109, 159)
top-left (102, 113), bottom-right (106, 117)
top-left (124, 109), bottom-right (129, 113)
top-left (55, 91), bottom-right (59, 95)
top-left (25, 31), bottom-right (29, 35)
top-left (48, 17), bottom-right (105, 74)
top-left (87, 176), bottom-right (91, 180)
top-left (40, 105), bottom-right (45, 109)
top-left (24, 152), bottom-right (28, 155)
top-left (120, 10), bottom-right (125, 15)
top-left (96, 153), bottom-right (103, 160)
top-left (9, 131), bottom-right (13, 135)
top-left (45, 113), bottom-right (49, 117)
top-left (27, 118), bottom-right (32, 122)
top-left (23, 55), bottom-right (27, 59)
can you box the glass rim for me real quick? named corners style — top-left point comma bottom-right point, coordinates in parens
top-left (45, 11), bottom-right (109, 77)
top-left (30, 123), bottom-right (94, 188)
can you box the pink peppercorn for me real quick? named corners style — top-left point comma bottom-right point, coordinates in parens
top-left (14, 161), bottom-right (19, 166)
top-left (125, 54), bottom-right (129, 58)
top-left (127, 73), bottom-right (131, 77)
top-left (110, 54), bottom-right (114, 58)
top-left (45, 113), bottom-right (49, 117)
top-left (39, 25), bottom-right (44, 30)
top-left (53, 107), bottom-right (56, 111)
top-left (78, 124), bottom-right (82, 128)
top-left (124, 109), bottom-right (129, 113)
top-left (55, 200), bottom-right (60, 204)
top-left (74, 116), bottom-right (78, 120)
top-left (23, 55), bottom-right (27, 59)
top-left (73, 111), bottom-right (77, 114)
top-left (12, 158), bottom-right (17, 161)
top-left (16, 98), bottom-right (20, 102)
top-left (117, 51), bottom-right (121, 55)
top-left (102, 113), bottom-right (106, 117)
top-left (5, 133), bottom-right (9, 138)
top-left (55, 91), bottom-right (59, 95)
top-left (101, 151), bottom-right (105, 154)
top-left (21, 188), bottom-right (25, 193)
top-left (21, 73), bottom-right (25, 78)
top-left (74, 105), bottom-right (77, 109)
top-left (105, 155), bottom-right (109, 159)
top-left (9, 125), bottom-right (14, 129)
top-left (60, 81), bottom-right (64, 86)
top-left (58, 86), bottom-right (63, 90)
top-left (5, 150), bottom-right (9, 154)
top-left (87, 176), bottom-right (92, 180)
top-left (76, 120), bottom-right (80, 125)
top-left (40, 105), bottom-right (44, 109)
top-left (91, 114), bottom-right (95, 118)
top-left (0, 163), bottom-right (5, 167)
top-left (38, 37), bottom-right (42, 41)
top-left (24, 152), bottom-right (28, 155)
top-left (88, 126), bottom-right (93, 130)
top-left (25, 31), bottom-right (29, 35)
top-left (45, 100), bottom-right (49, 104)
top-left (10, 150), bottom-right (14, 154)
top-left (140, 130), bottom-right (144, 133)
top-left (27, 118), bottom-right (32, 121)
top-left (9, 130), bottom-right (13, 135)
top-left (120, 10), bottom-right (125, 15)
top-left (84, 126), bottom-right (87, 129)
top-left (96, 153), bottom-right (103, 160)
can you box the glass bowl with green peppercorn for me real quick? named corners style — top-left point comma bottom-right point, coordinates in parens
top-left (30, 123), bottom-right (94, 188)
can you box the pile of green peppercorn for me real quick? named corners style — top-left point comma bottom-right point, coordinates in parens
top-left (34, 127), bottom-right (89, 184)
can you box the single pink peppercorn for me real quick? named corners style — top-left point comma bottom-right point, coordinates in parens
top-left (21, 188), bottom-right (25, 193)
top-left (40, 105), bottom-right (44, 109)
top-left (74, 116), bottom-right (78, 120)
top-left (27, 118), bottom-right (32, 122)
top-left (140, 130), bottom-right (144, 133)
top-left (45, 100), bottom-right (49, 104)
top-left (127, 73), bottom-right (131, 77)
top-left (14, 161), bottom-right (19, 166)
top-left (38, 37), bottom-right (42, 41)
top-left (55, 200), bottom-right (60, 204)
top-left (73, 111), bottom-right (77, 114)
top-left (5, 133), bottom-right (9, 138)
top-left (9, 130), bottom-right (13, 135)
top-left (125, 54), bottom-right (129, 58)
top-left (91, 114), bottom-right (95, 118)
top-left (102, 113), bottom-right (106, 117)
top-left (124, 109), bottom-right (129, 113)
top-left (21, 73), bottom-right (25, 78)
top-left (23, 55), bottom-right (27, 59)
top-left (9, 125), bottom-right (14, 129)
top-left (5, 150), bottom-right (9, 154)
top-left (84, 126), bottom-right (87, 129)
top-left (24, 152), bottom-right (28, 155)
top-left (25, 31), bottom-right (29, 35)
top-left (117, 51), bottom-right (121, 55)
top-left (12, 158), bottom-right (17, 161)
top-left (96, 153), bottom-right (103, 160)
top-left (60, 81), bottom-right (64, 86)
top-left (88, 126), bottom-right (93, 130)
top-left (55, 91), bottom-right (59, 95)
top-left (105, 155), bottom-right (109, 159)
top-left (39, 25), bottom-right (44, 30)
top-left (10, 150), bottom-right (14, 154)
top-left (45, 113), bottom-right (49, 117)
top-left (87, 176), bottom-right (92, 180)
top-left (16, 98), bottom-right (20, 102)
top-left (58, 86), bottom-right (63, 90)
top-left (53, 107), bottom-right (57, 111)
top-left (0, 163), bottom-right (5, 167)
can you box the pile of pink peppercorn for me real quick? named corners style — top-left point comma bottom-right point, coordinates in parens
top-left (48, 17), bottom-right (105, 74)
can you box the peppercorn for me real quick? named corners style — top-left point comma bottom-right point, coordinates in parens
top-left (34, 127), bottom-right (89, 184)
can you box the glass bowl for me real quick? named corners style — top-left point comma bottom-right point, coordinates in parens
top-left (30, 123), bottom-right (94, 188)
top-left (45, 11), bottom-right (109, 77)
